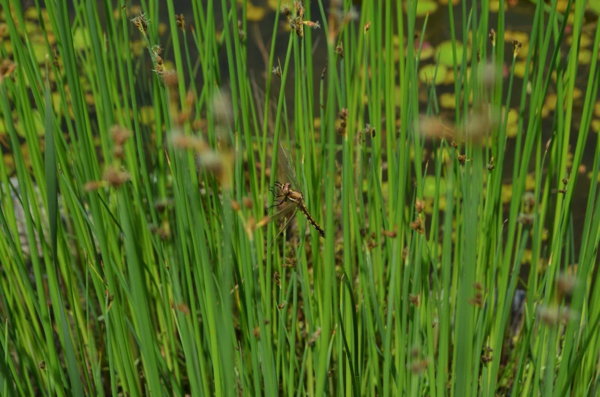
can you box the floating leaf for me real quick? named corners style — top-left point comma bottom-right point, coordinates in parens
top-left (267, 0), bottom-right (281, 11)
top-left (30, 37), bottom-right (48, 63)
top-left (14, 110), bottom-right (44, 137)
top-left (423, 175), bottom-right (446, 199)
top-left (3, 153), bottom-right (15, 174)
top-left (506, 108), bottom-right (519, 138)
top-left (158, 22), bottom-right (168, 36)
top-left (414, 0), bottom-right (438, 17)
top-left (440, 93), bottom-right (456, 109)
top-left (139, 106), bottom-right (156, 126)
top-left (435, 40), bottom-right (466, 67)
top-left (501, 183), bottom-right (512, 203)
top-left (568, 33), bottom-right (592, 48)
top-left (245, 1), bottom-right (266, 22)
top-left (589, 1), bottom-right (600, 15)
top-left (418, 42), bottom-right (434, 61)
top-left (419, 64), bottom-right (448, 85)
top-left (514, 60), bottom-right (528, 78)
top-left (504, 30), bottom-right (529, 44)
top-left (591, 119), bottom-right (599, 133)
top-left (578, 49), bottom-right (592, 65)
top-left (72, 28), bottom-right (91, 50)
top-left (24, 7), bottom-right (39, 20)
top-left (490, 0), bottom-right (508, 12)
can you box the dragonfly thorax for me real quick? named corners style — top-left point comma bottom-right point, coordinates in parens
top-left (287, 188), bottom-right (304, 203)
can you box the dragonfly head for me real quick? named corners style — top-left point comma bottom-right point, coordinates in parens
top-left (271, 182), bottom-right (293, 199)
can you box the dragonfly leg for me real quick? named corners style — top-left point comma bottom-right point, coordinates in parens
top-left (268, 197), bottom-right (286, 209)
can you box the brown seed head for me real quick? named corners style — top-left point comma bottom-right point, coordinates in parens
top-left (0, 59), bottom-right (17, 81)
top-left (409, 294), bottom-right (420, 307)
top-left (556, 273), bottom-right (577, 298)
top-left (415, 198), bottom-right (425, 213)
top-left (304, 20), bottom-right (321, 29)
top-left (175, 14), bottom-right (186, 30)
top-left (161, 70), bottom-right (178, 87)
top-left (512, 40), bottom-right (522, 57)
top-left (538, 306), bottom-right (559, 326)
top-left (489, 28), bottom-right (496, 46)
top-left (103, 166), bottom-right (130, 187)
top-left (338, 108), bottom-right (349, 120)
top-left (177, 303), bottom-right (190, 314)
top-left (409, 359), bottom-right (428, 374)
top-left (110, 125), bottom-right (132, 146)
top-left (170, 132), bottom-right (206, 152)
top-left (113, 145), bottom-right (125, 159)
top-left (382, 228), bottom-right (397, 238)
top-left (84, 181), bottom-right (105, 191)
top-left (131, 13), bottom-right (150, 33)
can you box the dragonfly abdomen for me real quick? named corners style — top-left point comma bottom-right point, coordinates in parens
top-left (298, 203), bottom-right (325, 237)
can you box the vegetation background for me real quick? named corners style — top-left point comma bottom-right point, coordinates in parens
top-left (0, 0), bottom-right (599, 395)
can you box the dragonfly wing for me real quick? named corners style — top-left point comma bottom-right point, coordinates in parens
top-left (278, 143), bottom-right (301, 189)
top-left (271, 206), bottom-right (298, 242)
top-left (257, 201), bottom-right (296, 228)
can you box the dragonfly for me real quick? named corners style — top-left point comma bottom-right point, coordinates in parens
top-left (258, 144), bottom-right (325, 239)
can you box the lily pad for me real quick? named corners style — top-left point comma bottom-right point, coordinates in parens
top-left (14, 110), bottom-right (44, 137)
top-left (505, 108), bottom-right (519, 138)
top-left (139, 106), bottom-right (156, 126)
top-left (439, 93), bottom-right (456, 109)
top-left (592, 119), bottom-right (600, 133)
top-left (72, 28), bottom-right (91, 51)
top-left (3, 153), bottom-right (15, 174)
top-left (417, 42), bottom-right (435, 61)
top-left (513, 60), bottom-right (529, 78)
top-left (24, 7), bottom-right (43, 21)
top-left (267, 0), bottom-right (281, 11)
top-left (414, 0), bottom-right (438, 17)
top-left (419, 64), bottom-right (448, 85)
top-left (245, 1), bottom-right (266, 22)
top-left (578, 49), bottom-right (592, 65)
top-left (489, 0), bottom-right (508, 12)
top-left (423, 175), bottom-right (446, 199)
top-left (435, 40), bottom-right (466, 67)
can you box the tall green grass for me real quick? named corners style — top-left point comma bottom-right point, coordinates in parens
top-left (0, 0), bottom-right (599, 395)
